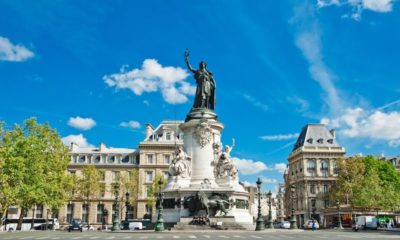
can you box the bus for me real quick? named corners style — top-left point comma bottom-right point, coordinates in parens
top-left (3, 218), bottom-right (59, 231)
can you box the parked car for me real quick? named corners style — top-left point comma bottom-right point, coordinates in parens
top-left (274, 221), bottom-right (291, 229)
top-left (303, 220), bottom-right (319, 229)
top-left (68, 219), bottom-right (83, 232)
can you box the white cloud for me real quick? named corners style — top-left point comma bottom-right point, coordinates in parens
top-left (260, 177), bottom-right (278, 184)
top-left (232, 157), bottom-right (269, 175)
top-left (68, 116), bottom-right (96, 131)
top-left (120, 120), bottom-right (141, 129)
top-left (322, 107), bottom-right (400, 147)
top-left (273, 163), bottom-right (288, 174)
top-left (286, 96), bottom-right (310, 113)
top-left (241, 181), bottom-right (256, 187)
top-left (241, 93), bottom-right (268, 112)
top-left (318, 0), bottom-right (394, 21)
top-left (103, 59), bottom-right (195, 104)
top-left (259, 133), bottom-right (299, 141)
top-left (0, 36), bottom-right (34, 62)
top-left (61, 134), bottom-right (94, 148)
top-left (292, 3), bottom-right (343, 115)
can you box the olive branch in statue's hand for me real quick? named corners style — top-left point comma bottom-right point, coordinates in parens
top-left (184, 49), bottom-right (190, 61)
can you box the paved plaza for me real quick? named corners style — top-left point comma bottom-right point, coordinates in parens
top-left (0, 230), bottom-right (399, 240)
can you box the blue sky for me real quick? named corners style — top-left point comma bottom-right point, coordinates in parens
top-left (1, 0), bottom-right (400, 192)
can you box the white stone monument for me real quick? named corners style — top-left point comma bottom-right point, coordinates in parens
top-left (159, 51), bottom-right (253, 227)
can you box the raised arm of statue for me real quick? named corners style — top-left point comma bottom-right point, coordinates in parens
top-left (184, 49), bottom-right (196, 73)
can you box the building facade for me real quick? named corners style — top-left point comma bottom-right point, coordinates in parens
top-left (284, 124), bottom-right (345, 228)
top-left (55, 120), bottom-right (182, 228)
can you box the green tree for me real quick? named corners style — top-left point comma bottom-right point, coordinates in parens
top-left (77, 165), bottom-right (102, 225)
top-left (328, 155), bottom-right (400, 210)
top-left (118, 169), bottom-right (140, 219)
top-left (0, 118), bottom-right (70, 230)
top-left (146, 174), bottom-right (167, 208)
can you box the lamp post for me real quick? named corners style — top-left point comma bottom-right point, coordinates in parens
top-left (290, 184), bottom-right (297, 229)
top-left (255, 177), bottom-right (265, 231)
top-left (111, 184), bottom-right (120, 231)
top-left (155, 178), bottom-right (165, 232)
top-left (267, 190), bottom-right (274, 229)
top-left (336, 199), bottom-right (343, 229)
top-left (125, 192), bottom-right (130, 222)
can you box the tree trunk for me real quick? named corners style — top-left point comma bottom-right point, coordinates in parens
top-left (30, 208), bottom-right (36, 230)
top-left (16, 208), bottom-right (25, 231)
top-left (0, 207), bottom-right (8, 231)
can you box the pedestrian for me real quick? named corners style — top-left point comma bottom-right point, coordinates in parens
top-left (312, 220), bottom-right (316, 231)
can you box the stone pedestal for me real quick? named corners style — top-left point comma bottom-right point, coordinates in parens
top-left (160, 110), bottom-right (253, 226)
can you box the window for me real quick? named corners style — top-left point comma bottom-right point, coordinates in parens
top-left (145, 204), bottom-right (152, 214)
top-left (321, 160), bottom-right (329, 177)
top-left (333, 162), bottom-right (339, 175)
top-left (311, 199), bottom-right (316, 208)
top-left (324, 200), bottom-right (329, 208)
top-left (108, 155), bottom-right (116, 164)
top-left (94, 155), bottom-right (101, 163)
top-left (35, 204), bottom-right (43, 218)
top-left (100, 183), bottom-right (106, 197)
top-left (307, 160), bottom-right (316, 176)
top-left (310, 184), bottom-right (316, 194)
top-left (112, 171), bottom-right (120, 182)
top-left (323, 184), bottom-right (329, 193)
top-left (147, 154), bottom-right (153, 164)
top-left (66, 204), bottom-right (74, 223)
top-left (79, 155), bottom-right (86, 163)
top-left (82, 204), bottom-right (89, 223)
top-left (146, 171), bottom-right (153, 183)
top-left (97, 204), bottom-right (104, 223)
top-left (121, 155), bottom-right (130, 163)
top-left (164, 155), bottom-right (171, 164)
top-left (166, 132), bottom-right (171, 141)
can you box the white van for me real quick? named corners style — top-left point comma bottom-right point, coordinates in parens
top-left (354, 216), bottom-right (377, 230)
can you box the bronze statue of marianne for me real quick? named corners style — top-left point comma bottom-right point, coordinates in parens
top-left (184, 49), bottom-right (216, 111)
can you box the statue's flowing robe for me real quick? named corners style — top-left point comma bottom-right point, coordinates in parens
top-left (193, 69), bottom-right (216, 110)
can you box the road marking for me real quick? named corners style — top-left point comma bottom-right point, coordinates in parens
top-left (139, 237), bottom-right (149, 239)
top-left (123, 236), bottom-right (132, 239)
top-left (172, 236), bottom-right (180, 239)
top-left (188, 235), bottom-right (197, 239)
top-left (233, 235), bottom-right (242, 238)
top-left (250, 235), bottom-right (262, 239)
top-left (218, 236), bottom-right (229, 239)
top-left (90, 237), bottom-right (100, 239)
top-left (202, 235), bottom-right (211, 239)
top-left (37, 237), bottom-right (50, 240)
top-left (72, 237), bottom-right (83, 240)
top-left (106, 237), bottom-right (116, 240)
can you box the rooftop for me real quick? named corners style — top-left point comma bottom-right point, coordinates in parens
top-left (292, 124), bottom-right (341, 151)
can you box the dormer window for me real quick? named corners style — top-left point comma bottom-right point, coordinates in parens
top-left (317, 138), bottom-right (323, 144)
top-left (79, 155), bottom-right (86, 163)
top-left (166, 132), bottom-right (171, 141)
top-left (307, 138), bottom-right (313, 144)
top-left (327, 139), bottom-right (333, 144)
top-left (94, 155), bottom-right (101, 164)
top-left (121, 155), bottom-right (130, 163)
top-left (108, 155), bottom-right (115, 164)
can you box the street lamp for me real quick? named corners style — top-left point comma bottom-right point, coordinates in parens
top-left (111, 184), bottom-right (120, 231)
top-left (290, 185), bottom-right (297, 229)
top-left (155, 178), bottom-right (165, 232)
top-left (125, 192), bottom-right (130, 222)
top-left (267, 190), bottom-right (274, 229)
top-left (336, 199), bottom-right (343, 229)
top-left (255, 177), bottom-right (265, 231)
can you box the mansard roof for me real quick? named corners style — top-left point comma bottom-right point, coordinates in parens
top-left (292, 124), bottom-right (340, 151)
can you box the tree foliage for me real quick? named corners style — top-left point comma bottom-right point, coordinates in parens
top-left (328, 155), bottom-right (400, 210)
top-left (146, 173), bottom-right (167, 208)
top-left (0, 118), bottom-right (71, 229)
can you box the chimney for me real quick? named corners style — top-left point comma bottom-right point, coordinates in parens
top-left (70, 142), bottom-right (78, 151)
top-left (146, 123), bottom-right (154, 139)
top-left (330, 129), bottom-right (336, 139)
top-left (99, 142), bottom-right (106, 151)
